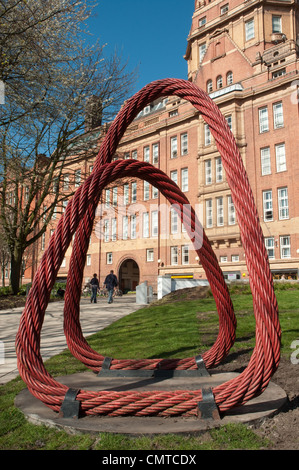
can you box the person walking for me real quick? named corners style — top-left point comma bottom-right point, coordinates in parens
top-left (104, 270), bottom-right (118, 304)
top-left (90, 273), bottom-right (99, 303)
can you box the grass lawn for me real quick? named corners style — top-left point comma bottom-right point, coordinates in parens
top-left (0, 283), bottom-right (298, 450)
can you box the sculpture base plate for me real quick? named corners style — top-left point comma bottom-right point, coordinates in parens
top-left (15, 370), bottom-right (287, 436)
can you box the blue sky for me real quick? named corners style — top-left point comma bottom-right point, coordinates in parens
top-left (87, 0), bottom-right (194, 95)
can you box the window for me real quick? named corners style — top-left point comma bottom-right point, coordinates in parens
top-left (216, 75), bottom-right (223, 89)
top-left (152, 144), bottom-right (159, 164)
top-left (152, 185), bottom-right (158, 199)
top-left (265, 237), bottom-right (275, 260)
top-left (206, 199), bottom-right (213, 228)
top-left (62, 200), bottom-right (68, 213)
top-left (220, 256), bottom-right (228, 263)
top-left (63, 174), bottom-right (69, 190)
top-left (221, 4), bottom-right (229, 15)
top-left (199, 16), bottom-right (206, 27)
top-left (261, 147), bottom-right (271, 176)
top-left (52, 205), bottom-right (58, 220)
top-left (151, 211), bottom-right (158, 237)
top-left (24, 186), bottom-right (29, 202)
top-left (131, 182), bottom-right (137, 203)
top-left (216, 157), bottom-right (223, 182)
top-left (259, 107), bottom-right (269, 133)
top-left (147, 248), bottom-right (154, 262)
top-left (86, 254), bottom-right (91, 266)
top-left (280, 236), bottom-right (291, 259)
top-left (225, 114), bottom-right (232, 131)
top-left (144, 146), bottom-right (150, 162)
top-left (123, 183), bottom-right (129, 205)
top-left (272, 68), bottom-right (286, 79)
top-left (199, 43), bottom-right (207, 63)
top-left (105, 189), bottom-right (110, 207)
top-left (232, 255), bottom-right (239, 262)
top-left (111, 218), bottom-right (117, 241)
top-left (245, 19), bottom-right (255, 41)
top-left (275, 143), bottom-right (287, 172)
top-left (228, 196), bottom-right (236, 225)
top-left (263, 190), bottom-right (273, 221)
top-left (171, 136), bottom-right (178, 158)
top-left (106, 252), bottom-right (113, 264)
top-left (112, 186), bottom-right (117, 206)
top-left (278, 187), bottom-right (289, 220)
top-left (131, 215), bottom-right (136, 239)
top-left (143, 212), bottom-right (149, 238)
top-left (132, 150), bottom-right (137, 159)
top-left (217, 197), bottom-right (224, 226)
top-left (273, 102), bottom-right (284, 129)
top-left (226, 71), bottom-right (233, 85)
top-left (204, 123), bottom-right (211, 145)
top-left (104, 219), bottom-right (109, 242)
top-left (171, 246), bottom-right (178, 265)
top-left (205, 160), bottom-right (212, 185)
top-left (74, 169), bottom-right (81, 187)
top-left (144, 181), bottom-right (150, 200)
top-left (170, 170), bottom-right (178, 184)
top-left (122, 216), bottom-right (128, 240)
top-left (41, 232), bottom-right (46, 251)
top-left (171, 208), bottom-right (178, 234)
top-left (181, 133), bottom-right (188, 155)
top-left (182, 245), bottom-right (189, 265)
top-left (272, 15), bottom-right (282, 33)
top-left (207, 79), bottom-right (213, 93)
top-left (181, 168), bottom-right (189, 192)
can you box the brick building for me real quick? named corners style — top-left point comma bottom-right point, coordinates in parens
top-left (22, 0), bottom-right (299, 292)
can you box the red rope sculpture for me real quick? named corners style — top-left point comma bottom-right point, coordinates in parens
top-left (16, 79), bottom-right (281, 418)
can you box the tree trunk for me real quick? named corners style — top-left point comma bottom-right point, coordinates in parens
top-left (10, 250), bottom-right (23, 295)
top-left (1, 267), bottom-right (5, 287)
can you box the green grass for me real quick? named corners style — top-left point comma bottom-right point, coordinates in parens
top-left (0, 284), bottom-right (298, 450)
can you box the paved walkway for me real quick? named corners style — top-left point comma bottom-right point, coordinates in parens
top-left (0, 295), bottom-right (143, 385)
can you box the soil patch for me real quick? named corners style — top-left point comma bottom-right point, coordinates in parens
top-left (0, 295), bottom-right (27, 310)
top-left (151, 286), bottom-right (212, 305)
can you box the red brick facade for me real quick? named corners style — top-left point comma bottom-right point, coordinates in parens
top-left (20, 0), bottom-right (299, 292)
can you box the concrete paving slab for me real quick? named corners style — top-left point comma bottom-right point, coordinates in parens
top-left (15, 370), bottom-right (287, 436)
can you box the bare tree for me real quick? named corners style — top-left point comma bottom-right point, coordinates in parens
top-left (0, 0), bottom-right (137, 293)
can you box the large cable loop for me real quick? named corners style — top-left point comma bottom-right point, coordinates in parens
top-left (16, 79), bottom-right (280, 417)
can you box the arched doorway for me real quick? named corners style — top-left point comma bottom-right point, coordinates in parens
top-left (118, 259), bottom-right (140, 293)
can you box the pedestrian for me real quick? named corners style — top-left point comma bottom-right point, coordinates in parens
top-left (104, 270), bottom-right (118, 304)
top-left (57, 287), bottom-right (65, 299)
top-left (90, 273), bottom-right (99, 303)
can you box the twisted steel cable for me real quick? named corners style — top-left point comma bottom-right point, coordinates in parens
top-left (15, 79), bottom-right (281, 418)
top-left (63, 159), bottom-right (236, 374)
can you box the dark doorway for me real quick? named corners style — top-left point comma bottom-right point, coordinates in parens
top-left (119, 259), bottom-right (140, 292)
